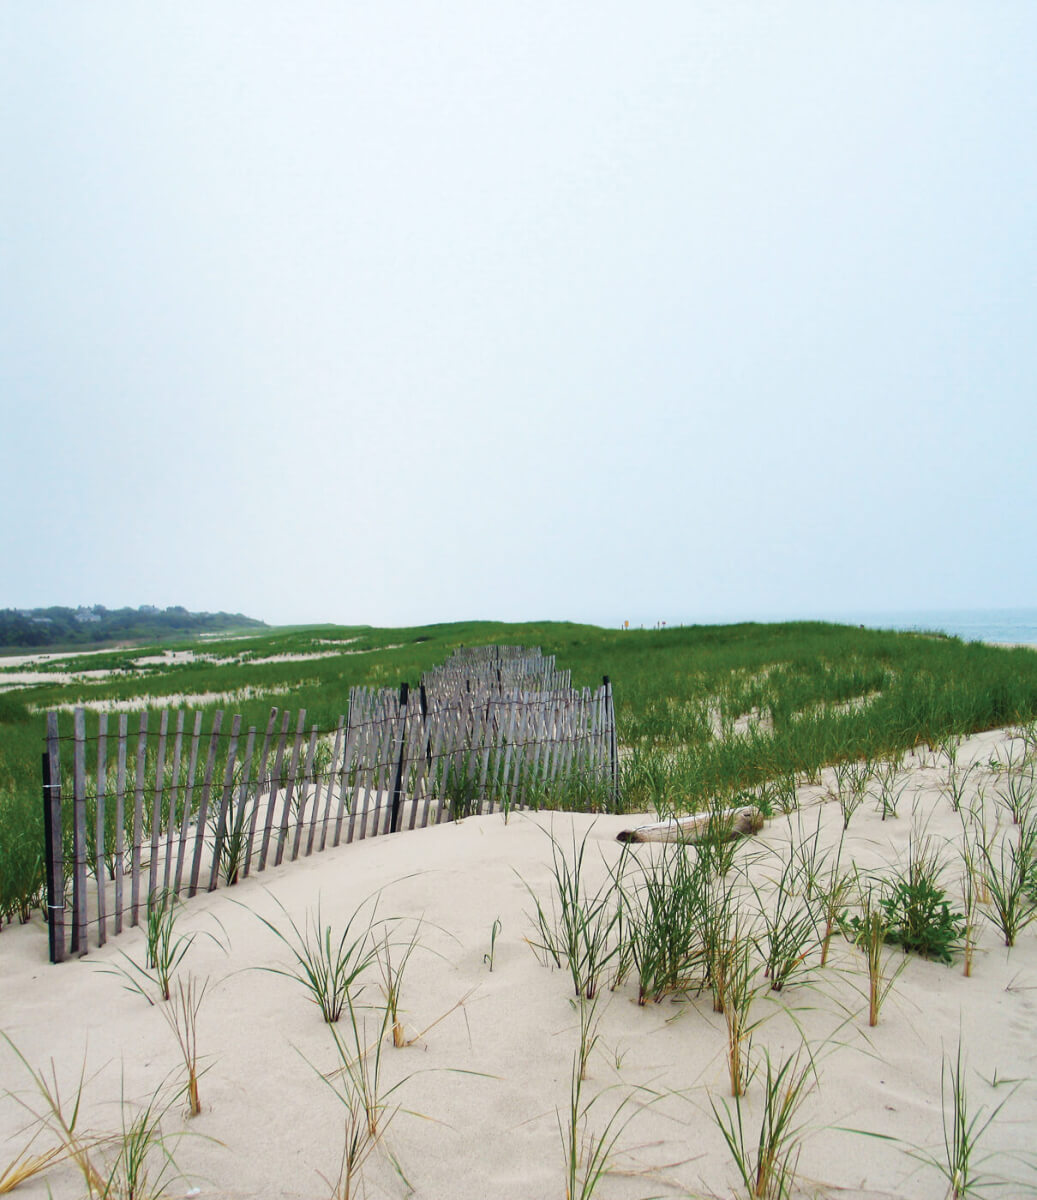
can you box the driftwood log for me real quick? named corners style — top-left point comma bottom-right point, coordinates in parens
top-left (616, 805), bottom-right (764, 845)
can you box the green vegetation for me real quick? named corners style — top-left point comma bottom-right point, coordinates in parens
top-left (253, 892), bottom-right (383, 1024)
top-left (3, 618), bottom-right (1037, 933)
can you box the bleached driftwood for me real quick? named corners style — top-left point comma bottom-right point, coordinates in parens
top-left (616, 805), bottom-right (764, 845)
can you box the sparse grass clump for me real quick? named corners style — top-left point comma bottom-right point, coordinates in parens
top-left (559, 998), bottom-right (650, 1200)
top-left (710, 1046), bottom-right (817, 1199)
top-left (522, 826), bottom-right (619, 1001)
top-left (103, 888), bottom-right (206, 1005)
top-left (979, 817), bottom-right (1037, 947)
top-left (753, 842), bottom-right (817, 992)
top-left (255, 893), bottom-right (381, 1022)
top-left (159, 975), bottom-right (208, 1116)
top-left (844, 879), bottom-right (906, 1027)
top-left (614, 842), bottom-right (704, 1005)
top-left (903, 1037), bottom-right (1023, 1200)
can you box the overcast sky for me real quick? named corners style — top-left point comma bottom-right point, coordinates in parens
top-left (2, 2), bottom-right (1035, 629)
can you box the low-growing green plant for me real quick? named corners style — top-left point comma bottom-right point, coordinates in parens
top-left (699, 871), bottom-right (739, 1014)
top-left (882, 838), bottom-right (966, 964)
top-left (773, 774), bottom-right (799, 816)
top-left (0, 789), bottom-right (45, 925)
top-left (959, 841), bottom-right (979, 979)
top-left (101, 1078), bottom-right (186, 1200)
top-left (313, 995), bottom-right (412, 1200)
top-left (1, 1035), bottom-right (107, 1195)
top-left (254, 892), bottom-right (381, 1022)
top-left (940, 735), bottom-right (962, 771)
top-left (788, 811), bottom-right (826, 901)
top-left (442, 750), bottom-right (481, 820)
top-left (1017, 719), bottom-right (1037, 760)
top-left (836, 761), bottom-right (871, 830)
top-left (210, 776), bottom-right (253, 887)
top-left (694, 801), bottom-right (748, 878)
top-left (720, 923), bottom-right (762, 1098)
top-left (2, 1034), bottom-right (192, 1200)
top-left (330, 996), bottom-right (399, 1146)
top-left (944, 762), bottom-right (979, 814)
top-left (961, 793), bottom-right (996, 906)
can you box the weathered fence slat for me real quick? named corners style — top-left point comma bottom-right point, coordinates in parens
top-left (244, 708), bottom-right (278, 878)
top-left (114, 713), bottom-right (128, 933)
top-left (70, 708), bottom-right (88, 955)
top-left (173, 712), bottom-right (203, 896)
top-left (148, 710), bottom-right (169, 902)
top-left (259, 709), bottom-right (291, 872)
top-left (188, 711), bottom-right (223, 898)
top-left (164, 711), bottom-right (185, 893)
top-left (318, 716), bottom-right (345, 853)
top-left (130, 712), bottom-right (148, 927)
top-left (234, 726), bottom-right (257, 879)
top-left (291, 724), bottom-right (318, 862)
top-left (208, 714), bottom-right (242, 892)
top-left (44, 712), bottom-right (65, 963)
top-left (389, 684), bottom-right (409, 834)
top-left (95, 714), bottom-right (108, 946)
top-left (275, 710), bottom-right (306, 867)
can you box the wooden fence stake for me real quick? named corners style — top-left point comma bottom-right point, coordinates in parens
top-left (43, 711), bottom-right (65, 963)
top-left (389, 683), bottom-right (409, 833)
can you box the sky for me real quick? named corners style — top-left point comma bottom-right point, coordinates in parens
top-left (2, 2), bottom-right (1035, 630)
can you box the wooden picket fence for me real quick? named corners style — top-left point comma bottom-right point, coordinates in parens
top-left (41, 647), bottom-right (618, 962)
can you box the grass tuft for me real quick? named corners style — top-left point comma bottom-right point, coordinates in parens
top-left (254, 892), bottom-right (381, 1022)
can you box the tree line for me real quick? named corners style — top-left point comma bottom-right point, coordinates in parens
top-left (0, 605), bottom-right (266, 650)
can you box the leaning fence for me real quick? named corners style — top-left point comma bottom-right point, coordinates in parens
top-left (40, 647), bottom-right (618, 963)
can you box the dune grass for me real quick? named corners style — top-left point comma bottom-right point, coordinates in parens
top-left (521, 826), bottom-right (620, 1001)
top-left (4, 619), bottom-right (1037, 932)
top-left (710, 1046), bottom-right (817, 1200)
top-left (253, 892), bottom-right (382, 1023)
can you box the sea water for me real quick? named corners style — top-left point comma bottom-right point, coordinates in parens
top-left (819, 607), bottom-right (1037, 647)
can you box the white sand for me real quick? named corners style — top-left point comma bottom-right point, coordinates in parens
top-left (2, 728), bottom-right (1037, 1199)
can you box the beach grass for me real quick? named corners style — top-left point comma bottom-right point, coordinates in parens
top-left (4, 619), bottom-right (1037, 933)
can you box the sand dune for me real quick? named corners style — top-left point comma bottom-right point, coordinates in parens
top-left (2, 727), bottom-right (1036, 1199)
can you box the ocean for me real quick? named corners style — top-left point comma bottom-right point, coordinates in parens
top-left (651, 608), bottom-right (1037, 646)
top-left (817, 608), bottom-right (1037, 647)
